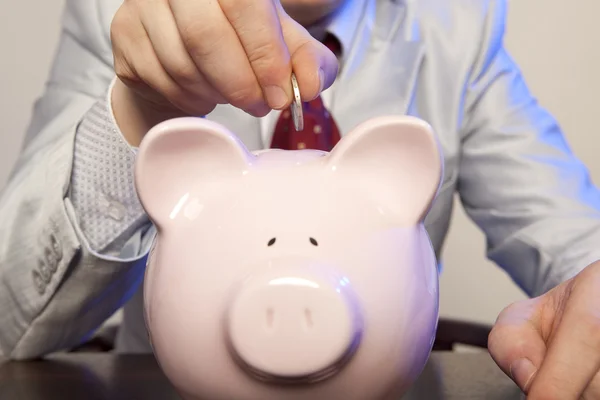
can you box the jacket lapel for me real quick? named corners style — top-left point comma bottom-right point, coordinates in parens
top-left (331, 0), bottom-right (425, 135)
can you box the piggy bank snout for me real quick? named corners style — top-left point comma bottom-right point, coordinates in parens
top-left (226, 266), bottom-right (363, 383)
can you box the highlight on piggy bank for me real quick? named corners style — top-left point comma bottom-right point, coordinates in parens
top-left (134, 115), bottom-right (444, 400)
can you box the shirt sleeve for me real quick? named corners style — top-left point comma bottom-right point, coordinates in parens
top-left (457, 0), bottom-right (600, 296)
top-left (68, 78), bottom-right (152, 258)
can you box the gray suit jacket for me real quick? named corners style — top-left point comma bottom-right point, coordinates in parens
top-left (2, 0), bottom-right (600, 360)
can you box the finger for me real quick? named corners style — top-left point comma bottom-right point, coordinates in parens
top-left (113, 13), bottom-right (215, 116)
top-left (277, 7), bottom-right (339, 101)
top-left (169, 0), bottom-right (269, 117)
top-left (583, 370), bottom-right (600, 400)
top-left (487, 298), bottom-right (546, 394)
top-left (138, 0), bottom-right (227, 105)
top-left (219, 0), bottom-right (293, 110)
top-left (528, 276), bottom-right (600, 400)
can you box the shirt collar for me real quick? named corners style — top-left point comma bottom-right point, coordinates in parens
top-left (306, 0), bottom-right (368, 61)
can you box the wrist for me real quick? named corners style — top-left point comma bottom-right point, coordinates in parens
top-left (111, 79), bottom-right (186, 147)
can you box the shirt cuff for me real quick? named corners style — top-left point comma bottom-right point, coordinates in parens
top-left (68, 78), bottom-right (150, 258)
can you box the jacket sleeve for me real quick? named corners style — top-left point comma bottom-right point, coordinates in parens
top-left (458, 0), bottom-right (600, 297)
top-left (0, 0), bottom-right (153, 360)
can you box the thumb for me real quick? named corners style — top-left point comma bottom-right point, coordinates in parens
top-left (487, 299), bottom-right (547, 393)
top-left (276, 6), bottom-right (339, 101)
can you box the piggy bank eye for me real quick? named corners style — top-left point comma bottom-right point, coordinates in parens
top-left (267, 238), bottom-right (276, 246)
top-left (309, 238), bottom-right (318, 246)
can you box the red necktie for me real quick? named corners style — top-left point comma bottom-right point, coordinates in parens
top-left (270, 35), bottom-right (342, 152)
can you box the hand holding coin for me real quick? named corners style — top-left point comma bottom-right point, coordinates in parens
top-left (110, 0), bottom-right (338, 146)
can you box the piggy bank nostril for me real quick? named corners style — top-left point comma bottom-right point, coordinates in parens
top-left (309, 238), bottom-right (318, 246)
top-left (267, 238), bottom-right (276, 246)
top-left (265, 308), bottom-right (275, 330)
top-left (303, 308), bottom-right (314, 330)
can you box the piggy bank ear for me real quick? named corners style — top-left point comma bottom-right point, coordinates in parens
top-left (135, 117), bottom-right (254, 228)
top-left (326, 116), bottom-right (443, 224)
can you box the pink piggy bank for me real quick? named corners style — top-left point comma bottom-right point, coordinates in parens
top-left (134, 115), bottom-right (443, 400)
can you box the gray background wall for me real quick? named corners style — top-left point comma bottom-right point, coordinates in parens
top-left (1, 0), bottom-right (598, 325)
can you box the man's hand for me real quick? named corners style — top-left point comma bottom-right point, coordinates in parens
top-left (488, 261), bottom-right (600, 399)
top-left (110, 0), bottom-right (338, 146)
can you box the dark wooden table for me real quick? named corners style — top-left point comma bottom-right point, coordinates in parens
top-left (0, 351), bottom-right (523, 399)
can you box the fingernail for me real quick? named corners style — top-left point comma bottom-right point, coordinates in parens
top-left (510, 358), bottom-right (537, 391)
top-left (248, 103), bottom-right (270, 118)
top-left (318, 68), bottom-right (325, 94)
top-left (264, 85), bottom-right (288, 109)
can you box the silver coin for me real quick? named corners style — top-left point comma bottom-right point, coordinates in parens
top-left (290, 73), bottom-right (304, 131)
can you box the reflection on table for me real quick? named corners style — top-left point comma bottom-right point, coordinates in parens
top-left (0, 351), bottom-right (523, 399)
